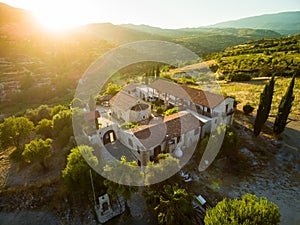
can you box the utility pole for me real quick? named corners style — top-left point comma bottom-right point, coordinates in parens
top-left (90, 169), bottom-right (97, 207)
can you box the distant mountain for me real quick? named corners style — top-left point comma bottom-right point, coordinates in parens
top-left (122, 24), bottom-right (281, 55)
top-left (122, 24), bottom-right (281, 39)
top-left (209, 11), bottom-right (300, 35)
top-left (0, 2), bottom-right (283, 57)
top-left (0, 2), bottom-right (34, 24)
top-left (77, 23), bottom-right (168, 44)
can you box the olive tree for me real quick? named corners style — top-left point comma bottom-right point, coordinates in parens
top-left (204, 193), bottom-right (280, 225)
top-left (22, 138), bottom-right (53, 169)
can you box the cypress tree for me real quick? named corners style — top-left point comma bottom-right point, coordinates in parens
top-left (263, 75), bottom-right (275, 122)
top-left (156, 65), bottom-right (160, 78)
top-left (145, 71), bottom-right (149, 85)
top-left (254, 75), bottom-right (275, 136)
top-left (273, 75), bottom-right (295, 135)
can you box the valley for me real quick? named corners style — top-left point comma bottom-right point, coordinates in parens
top-left (0, 2), bottom-right (299, 225)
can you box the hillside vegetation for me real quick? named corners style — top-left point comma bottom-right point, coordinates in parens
top-left (210, 34), bottom-right (300, 79)
top-left (123, 24), bottom-right (281, 55)
top-left (0, 3), bottom-right (286, 116)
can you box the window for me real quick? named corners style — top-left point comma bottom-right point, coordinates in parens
top-left (137, 146), bottom-right (140, 154)
top-left (177, 136), bottom-right (181, 142)
top-left (128, 138), bottom-right (133, 147)
top-left (207, 108), bottom-right (211, 113)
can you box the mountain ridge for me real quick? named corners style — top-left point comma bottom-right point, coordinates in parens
top-left (209, 11), bottom-right (300, 35)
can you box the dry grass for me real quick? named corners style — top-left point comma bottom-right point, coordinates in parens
top-left (0, 147), bottom-right (14, 188)
top-left (218, 77), bottom-right (300, 130)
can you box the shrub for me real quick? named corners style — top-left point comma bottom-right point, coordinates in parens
top-left (205, 193), bottom-right (280, 225)
top-left (243, 103), bottom-right (255, 115)
top-left (156, 106), bottom-right (164, 114)
top-left (227, 73), bottom-right (252, 82)
top-left (164, 107), bottom-right (178, 116)
top-left (120, 122), bottom-right (139, 130)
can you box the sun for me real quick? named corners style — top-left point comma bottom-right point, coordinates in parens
top-left (31, 1), bottom-right (90, 32)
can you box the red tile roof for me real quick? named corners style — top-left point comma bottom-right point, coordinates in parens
top-left (149, 79), bottom-right (226, 109)
top-left (181, 85), bottom-right (226, 109)
top-left (132, 111), bottom-right (203, 149)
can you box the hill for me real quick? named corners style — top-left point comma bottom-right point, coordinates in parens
top-left (208, 34), bottom-right (300, 79)
top-left (0, 2), bottom-right (35, 24)
top-left (122, 24), bottom-right (281, 55)
top-left (76, 23), bottom-right (168, 44)
top-left (0, 3), bottom-right (287, 115)
top-left (209, 11), bottom-right (300, 36)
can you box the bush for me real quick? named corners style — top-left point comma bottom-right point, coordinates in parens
top-left (164, 107), bottom-right (178, 116)
top-left (205, 193), bottom-right (280, 225)
top-left (228, 95), bottom-right (240, 108)
top-left (227, 73), bottom-right (252, 82)
top-left (243, 103), bottom-right (255, 115)
top-left (156, 106), bottom-right (164, 114)
top-left (120, 122), bottom-right (139, 130)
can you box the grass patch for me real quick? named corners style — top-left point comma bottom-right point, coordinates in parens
top-left (219, 77), bottom-right (300, 122)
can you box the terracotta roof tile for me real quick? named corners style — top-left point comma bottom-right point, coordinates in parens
top-left (132, 111), bottom-right (203, 149)
top-left (181, 85), bottom-right (225, 109)
top-left (149, 79), bottom-right (226, 109)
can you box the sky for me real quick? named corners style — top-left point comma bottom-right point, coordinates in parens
top-left (1, 0), bottom-right (300, 30)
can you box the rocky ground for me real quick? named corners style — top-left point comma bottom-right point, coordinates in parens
top-left (186, 113), bottom-right (300, 225)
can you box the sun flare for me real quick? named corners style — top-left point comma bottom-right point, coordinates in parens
top-left (31, 1), bottom-right (91, 32)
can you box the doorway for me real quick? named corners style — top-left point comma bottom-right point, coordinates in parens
top-left (103, 130), bottom-right (116, 145)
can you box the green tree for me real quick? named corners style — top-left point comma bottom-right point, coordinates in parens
top-left (50, 105), bottom-right (69, 118)
top-left (254, 75), bottom-right (275, 136)
top-left (0, 117), bottom-right (34, 151)
top-left (103, 156), bottom-right (143, 188)
top-left (22, 138), bottom-right (52, 169)
top-left (103, 156), bottom-right (139, 200)
top-left (62, 145), bottom-right (98, 191)
top-left (156, 66), bottom-right (161, 78)
top-left (52, 109), bottom-right (73, 147)
top-left (36, 119), bottom-right (53, 138)
top-left (144, 154), bottom-right (180, 186)
top-left (104, 82), bottom-right (121, 96)
top-left (204, 193), bottom-right (280, 225)
top-left (146, 184), bottom-right (194, 225)
top-left (273, 75), bottom-right (296, 135)
top-left (25, 105), bottom-right (52, 125)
